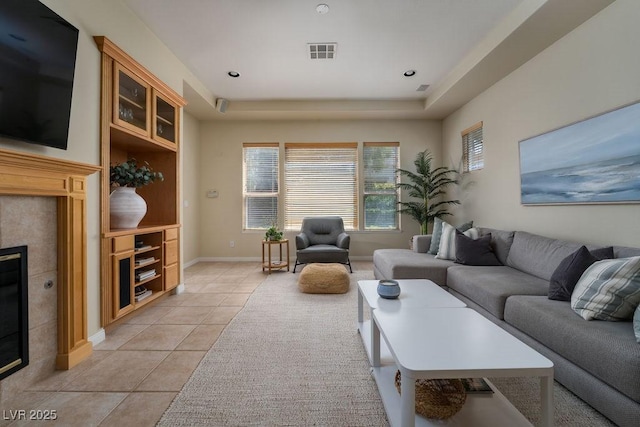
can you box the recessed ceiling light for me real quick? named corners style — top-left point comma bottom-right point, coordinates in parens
top-left (227, 71), bottom-right (240, 78)
top-left (316, 4), bottom-right (329, 14)
top-left (404, 70), bottom-right (416, 77)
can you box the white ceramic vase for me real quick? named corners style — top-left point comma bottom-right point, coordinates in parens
top-left (110, 187), bottom-right (147, 229)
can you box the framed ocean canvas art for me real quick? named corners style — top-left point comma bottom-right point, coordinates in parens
top-left (519, 101), bottom-right (640, 205)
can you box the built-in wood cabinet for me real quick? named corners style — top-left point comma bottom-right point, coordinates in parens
top-left (95, 36), bottom-right (186, 326)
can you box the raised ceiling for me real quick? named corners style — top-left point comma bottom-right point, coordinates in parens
top-left (123, 0), bottom-right (615, 120)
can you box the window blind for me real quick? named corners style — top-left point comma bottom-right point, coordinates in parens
top-left (284, 143), bottom-right (358, 230)
top-left (243, 143), bottom-right (279, 229)
top-left (363, 142), bottom-right (399, 229)
top-left (462, 122), bottom-right (484, 172)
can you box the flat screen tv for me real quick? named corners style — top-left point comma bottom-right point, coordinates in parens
top-left (0, 0), bottom-right (79, 150)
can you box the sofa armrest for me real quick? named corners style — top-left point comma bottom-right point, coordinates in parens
top-left (336, 232), bottom-right (350, 249)
top-left (296, 233), bottom-right (310, 249)
top-left (413, 234), bottom-right (432, 253)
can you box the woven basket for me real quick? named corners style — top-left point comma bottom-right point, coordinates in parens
top-left (394, 370), bottom-right (467, 420)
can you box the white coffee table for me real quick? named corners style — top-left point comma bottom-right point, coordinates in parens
top-left (372, 307), bottom-right (554, 427)
top-left (357, 279), bottom-right (466, 365)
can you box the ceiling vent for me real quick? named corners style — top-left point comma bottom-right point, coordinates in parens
top-left (308, 43), bottom-right (337, 59)
top-left (416, 84), bottom-right (430, 92)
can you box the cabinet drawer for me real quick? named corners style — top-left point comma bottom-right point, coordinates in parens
top-left (164, 263), bottom-right (178, 291)
top-left (112, 235), bottom-right (134, 253)
top-left (165, 228), bottom-right (178, 241)
top-left (164, 240), bottom-right (178, 265)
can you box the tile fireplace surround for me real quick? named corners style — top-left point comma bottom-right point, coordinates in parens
top-left (0, 148), bottom-right (100, 378)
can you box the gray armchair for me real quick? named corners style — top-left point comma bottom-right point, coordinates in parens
top-left (293, 216), bottom-right (352, 273)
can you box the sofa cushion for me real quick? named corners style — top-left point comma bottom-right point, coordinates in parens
top-left (435, 223), bottom-right (478, 261)
top-left (506, 231), bottom-right (583, 281)
top-left (505, 295), bottom-right (640, 402)
top-left (571, 256), bottom-right (640, 321)
top-left (372, 249), bottom-right (453, 284)
top-left (446, 265), bottom-right (548, 319)
top-left (412, 234), bottom-right (432, 253)
top-left (478, 228), bottom-right (514, 265)
top-left (454, 232), bottom-right (502, 266)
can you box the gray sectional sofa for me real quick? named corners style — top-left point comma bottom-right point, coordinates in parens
top-left (373, 228), bottom-right (640, 427)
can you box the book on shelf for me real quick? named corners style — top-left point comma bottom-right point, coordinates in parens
top-left (134, 285), bottom-right (147, 296)
top-left (136, 269), bottom-right (156, 281)
top-left (135, 245), bottom-right (152, 251)
top-left (134, 289), bottom-right (153, 302)
top-left (135, 257), bottom-right (155, 265)
top-left (461, 378), bottom-right (494, 394)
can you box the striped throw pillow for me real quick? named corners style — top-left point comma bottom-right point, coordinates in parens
top-left (571, 256), bottom-right (640, 321)
top-left (435, 222), bottom-right (479, 261)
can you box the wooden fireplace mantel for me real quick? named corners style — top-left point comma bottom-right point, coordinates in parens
top-left (0, 148), bottom-right (101, 369)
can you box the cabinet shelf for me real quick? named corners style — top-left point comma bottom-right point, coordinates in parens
top-left (119, 93), bottom-right (145, 110)
top-left (135, 273), bottom-right (161, 286)
top-left (156, 115), bottom-right (173, 126)
top-left (134, 258), bottom-right (159, 269)
top-left (135, 245), bottom-right (161, 254)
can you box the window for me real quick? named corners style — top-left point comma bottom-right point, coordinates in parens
top-left (363, 142), bottom-right (399, 230)
top-left (284, 143), bottom-right (358, 230)
top-left (242, 143), bottom-right (279, 229)
top-left (462, 121), bottom-right (484, 172)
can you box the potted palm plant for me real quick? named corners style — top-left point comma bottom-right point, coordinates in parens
top-left (109, 159), bottom-right (163, 229)
top-left (396, 150), bottom-right (460, 235)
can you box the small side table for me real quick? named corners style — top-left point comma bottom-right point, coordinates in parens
top-left (262, 239), bottom-right (290, 274)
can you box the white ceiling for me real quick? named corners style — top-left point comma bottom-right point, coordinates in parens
top-left (122, 0), bottom-right (615, 120)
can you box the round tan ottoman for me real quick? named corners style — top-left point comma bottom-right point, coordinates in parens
top-left (298, 263), bottom-right (350, 294)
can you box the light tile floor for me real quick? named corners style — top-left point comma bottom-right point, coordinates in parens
top-left (1, 261), bottom-right (370, 426)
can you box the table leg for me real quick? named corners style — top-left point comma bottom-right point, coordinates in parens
top-left (286, 240), bottom-right (290, 271)
top-left (371, 314), bottom-right (380, 367)
top-left (262, 243), bottom-right (265, 272)
top-left (540, 374), bottom-right (554, 427)
top-left (357, 289), bottom-right (364, 325)
top-left (400, 370), bottom-right (416, 427)
top-left (268, 243), bottom-right (272, 274)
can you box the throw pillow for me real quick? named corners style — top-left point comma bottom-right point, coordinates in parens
top-left (435, 222), bottom-right (479, 261)
top-left (571, 256), bottom-right (640, 321)
top-left (428, 219), bottom-right (474, 255)
top-left (549, 247), bottom-right (598, 301)
top-left (455, 232), bottom-right (502, 266)
top-left (549, 246), bottom-right (615, 301)
top-left (634, 304), bottom-right (640, 343)
top-left (428, 217), bottom-right (444, 255)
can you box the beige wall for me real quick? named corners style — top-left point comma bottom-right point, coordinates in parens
top-left (0, 0), bottom-right (210, 336)
top-left (442, 0), bottom-right (640, 247)
top-left (182, 112), bottom-right (202, 265)
top-left (198, 120), bottom-right (441, 259)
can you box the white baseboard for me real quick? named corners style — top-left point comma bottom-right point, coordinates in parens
top-left (187, 256), bottom-right (372, 264)
top-left (89, 328), bottom-right (106, 346)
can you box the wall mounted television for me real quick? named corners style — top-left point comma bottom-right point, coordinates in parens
top-left (0, 0), bottom-right (79, 150)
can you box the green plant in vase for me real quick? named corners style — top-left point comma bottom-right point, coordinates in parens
top-left (109, 159), bottom-right (164, 229)
top-left (110, 158), bottom-right (164, 188)
top-left (396, 149), bottom-right (460, 234)
top-left (265, 225), bottom-right (283, 241)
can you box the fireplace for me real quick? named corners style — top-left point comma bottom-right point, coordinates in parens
top-left (0, 246), bottom-right (28, 380)
top-left (0, 148), bottom-right (99, 372)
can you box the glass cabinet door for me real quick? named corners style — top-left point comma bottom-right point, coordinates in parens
top-left (153, 92), bottom-right (177, 144)
top-left (114, 64), bottom-right (150, 136)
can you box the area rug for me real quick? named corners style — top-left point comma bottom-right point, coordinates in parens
top-left (158, 270), bottom-right (388, 426)
top-left (159, 270), bottom-right (614, 426)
